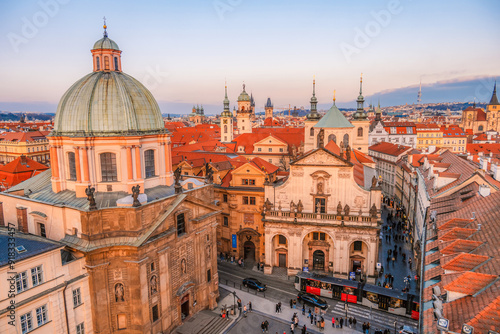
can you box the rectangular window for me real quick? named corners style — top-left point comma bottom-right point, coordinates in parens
top-left (39, 223), bottom-right (46, 238)
top-left (243, 196), bottom-right (249, 205)
top-left (313, 232), bottom-right (319, 240)
top-left (76, 323), bottom-right (85, 334)
top-left (176, 213), bottom-right (186, 236)
top-left (249, 179), bottom-right (255, 185)
top-left (314, 198), bottom-right (326, 214)
top-left (279, 148), bottom-right (284, 152)
top-left (207, 269), bottom-right (211, 283)
top-left (320, 233), bottom-right (326, 241)
top-left (249, 197), bottom-right (256, 205)
top-left (223, 216), bottom-right (229, 227)
top-left (16, 271), bottom-right (28, 292)
top-left (152, 305), bottom-right (159, 322)
top-left (31, 265), bottom-right (44, 287)
top-left (20, 312), bottom-right (33, 334)
top-left (268, 148), bottom-right (272, 152)
top-left (73, 288), bottom-right (82, 307)
top-left (354, 241), bottom-right (362, 251)
top-left (36, 305), bottom-right (48, 327)
top-left (258, 148), bottom-right (262, 152)
top-left (68, 152), bottom-right (76, 180)
top-left (278, 235), bottom-right (286, 245)
top-left (144, 150), bottom-right (156, 178)
top-left (223, 194), bottom-right (228, 202)
top-left (242, 179), bottom-right (249, 185)
top-left (100, 153), bottom-right (117, 182)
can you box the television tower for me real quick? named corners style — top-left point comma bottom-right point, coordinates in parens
top-left (417, 80), bottom-right (422, 104)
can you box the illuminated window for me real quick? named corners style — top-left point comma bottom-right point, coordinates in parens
top-left (100, 153), bottom-right (117, 181)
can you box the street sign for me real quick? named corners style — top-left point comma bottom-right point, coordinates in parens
top-left (376, 262), bottom-right (382, 269)
top-left (437, 318), bottom-right (449, 331)
top-left (231, 234), bottom-right (237, 248)
top-left (349, 272), bottom-right (356, 280)
top-left (461, 324), bottom-right (474, 334)
top-left (303, 267), bottom-right (309, 272)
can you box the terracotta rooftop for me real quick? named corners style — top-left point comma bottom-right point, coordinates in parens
top-left (437, 218), bottom-right (474, 230)
top-left (439, 227), bottom-right (477, 241)
top-left (368, 141), bottom-right (412, 157)
top-left (443, 271), bottom-right (497, 295)
top-left (440, 239), bottom-right (482, 255)
top-left (441, 253), bottom-right (489, 272)
top-left (467, 295), bottom-right (500, 333)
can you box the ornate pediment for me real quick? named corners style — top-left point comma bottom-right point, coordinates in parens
top-left (293, 149), bottom-right (351, 167)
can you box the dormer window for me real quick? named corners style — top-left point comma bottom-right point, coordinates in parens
top-left (104, 56), bottom-right (110, 70)
top-left (96, 56), bottom-right (100, 71)
top-left (114, 57), bottom-right (119, 71)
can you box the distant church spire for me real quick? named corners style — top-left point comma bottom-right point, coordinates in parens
top-left (489, 81), bottom-right (499, 106)
top-left (417, 80), bottom-right (422, 104)
top-left (353, 74), bottom-right (367, 120)
top-left (306, 77), bottom-right (320, 120)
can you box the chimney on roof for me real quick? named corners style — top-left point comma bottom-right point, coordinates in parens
top-left (492, 164), bottom-right (500, 181)
top-left (478, 184), bottom-right (491, 197)
top-left (20, 155), bottom-right (27, 165)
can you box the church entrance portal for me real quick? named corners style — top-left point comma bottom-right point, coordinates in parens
top-left (313, 250), bottom-right (325, 270)
top-left (181, 294), bottom-right (189, 320)
top-left (243, 241), bottom-right (255, 261)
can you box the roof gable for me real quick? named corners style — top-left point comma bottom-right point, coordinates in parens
top-left (292, 147), bottom-right (352, 167)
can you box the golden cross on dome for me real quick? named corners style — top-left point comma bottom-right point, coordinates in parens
top-left (103, 16), bottom-right (108, 37)
top-left (333, 90), bottom-right (336, 103)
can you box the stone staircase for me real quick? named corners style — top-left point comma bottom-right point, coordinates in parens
top-left (194, 315), bottom-right (230, 334)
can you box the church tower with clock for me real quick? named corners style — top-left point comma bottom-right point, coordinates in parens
top-left (221, 84), bottom-right (233, 143)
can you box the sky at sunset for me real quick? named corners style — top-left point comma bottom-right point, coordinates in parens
top-left (0, 0), bottom-right (499, 114)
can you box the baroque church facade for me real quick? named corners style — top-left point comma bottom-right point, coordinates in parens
top-left (460, 82), bottom-right (500, 133)
top-left (262, 80), bottom-right (382, 283)
top-left (0, 26), bottom-right (220, 334)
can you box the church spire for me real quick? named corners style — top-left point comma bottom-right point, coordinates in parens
top-left (222, 82), bottom-right (231, 117)
top-left (489, 81), bottom-right (499, 106)
top-left (103, 16), bottom-right (108, 38)
top-left (353, 73), bottom-right (367, 120)
top-left (307, 78), bottom-right (320, 120)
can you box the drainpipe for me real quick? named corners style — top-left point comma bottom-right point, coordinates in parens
top-left (62, 281), bottom-right (70, 334)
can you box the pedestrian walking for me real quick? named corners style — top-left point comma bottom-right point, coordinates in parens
top-left (340, 317), bottom-right (344, 328)
top-left (275, 303), bottom-right (279, 313)
top-left (261, 322), bottom-right (266, 333)
top-left (301, 325), bottom-right (307, 334)
top-left (332, 317), bottom-right (336, 328)
top-left (349, 317), bottom-right (353, 328)
top-left (290, 322), bottom-right (295, 334)
top-left (249, 301), bottom-right (252, 312)
top-left (264, 320), bottom-right (269, 333)
top-left (321, 318), bottom-right (325, 331)
top-left (243, 305), bottom-right (247, 317)
top-left (302, 304), bottom-right (305, 315)
top-left (278, 302), bottom-right (282, 313)
top-left (409, 257), bottom-right (412, 269)
top-left (308, 308), bottom-right (311, 318)
top-left (290, 299), bottom-right (293, 308)
top-left (353, 317), bottom-right (357, 329)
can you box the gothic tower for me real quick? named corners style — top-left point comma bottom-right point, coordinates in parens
top-left (265, 98), bottom-right (273, 119)
top-left (221, 84), bottom-right (233, 143)
top-left (304, 79), bottom-right (322, 153)
top-left (351, 74), bottom-right (370, 153)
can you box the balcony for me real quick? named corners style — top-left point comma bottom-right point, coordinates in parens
top-left (264, 210), bottom-right (379, 228)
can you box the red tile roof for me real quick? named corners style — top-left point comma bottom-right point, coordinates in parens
top-left (443, 271), bottom-right (497, 295)
top-left (440, 240), bottom-right (482, 255)
top-left (368, 141), bottom-right (412, 156)
top-left (439, 227), bottom-right (477, 241)
top-left (441, 253), bottom-right (489, 272)
top-left (0, 156), bottom-right (49, 190)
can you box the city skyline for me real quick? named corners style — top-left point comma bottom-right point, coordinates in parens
top-left (1, 0), bottom-right (499, 114)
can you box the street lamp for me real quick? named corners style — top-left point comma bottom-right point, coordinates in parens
top-left (344, 300), bottom-right (348, 318)
top-left (394, 321), bottom-right (397, 334)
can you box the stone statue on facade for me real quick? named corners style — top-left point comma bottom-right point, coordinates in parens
top-left (371, 176), bottom-right (378, 188)
top-left (278, 201), bottom-right (282, 212)
top-left (297, 200), bottom-right (304, 213)
top-left (318, 129), bottom-right (325, 148)
top-left (150, 275), bottom-right (158, 295)
top-left (316, 201), bottom-right (322, 214)
top-left (337, 201), bottom-right (342, 215)
top-left (181, 258), bottom-right (187, 274)
top-left (132, 185), bottom-right (141, 207)
top-left (317, 181), bottom-right (323, 194)
top-left (345, 145), bottom-right (351, 162)
top-left (291, 145), bottom-right (297, 161)
top-left (205, 162), bottom-right (214, 184)
top-left (290, 200), bottom-right (296, 213)
top-left (174, 166), bottom-right (183, 194)
top-left (370, 203), bottom-right (378, 217)
top-left (115, 283), bottom-right (124, 302)
top-left (85, 185), bottom-right (97, 211)
top-left (264, 198), bottom-right (273, 212)
top-left (344, 203), bottom-right (350, 216)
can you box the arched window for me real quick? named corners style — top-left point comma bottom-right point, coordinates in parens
top-left (478, 125), bottom-right (484, 131)
top-left (96, 56), bottom-right (100, 71)
top-left (114, 57), bottom-right (119, 71)
top-left (328, 134), bottom-right (336, 144)
top-left (310, 127), bottom-right (314, 136)
top-left (100, 153), bottom-right (117, 181)
top-left (343, 134), bottom-right (349, 147)
top-left (144, 150), bottom-right (155, 178)
top-left (357, 127), bottom-right (363, 137)
top-left (68, 152), bottom-right (76, 180)
top-left (104, 56), bottom-right (110, 70)
top-left (224, 125), bottom-right (228, 133)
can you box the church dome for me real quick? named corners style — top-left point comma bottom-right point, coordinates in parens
top-left (237, 84), bottom-right (251, 102)
top-left (53, 71), bottom-right (165, 136)
top-left (92, 36), bottom-right (120, 50)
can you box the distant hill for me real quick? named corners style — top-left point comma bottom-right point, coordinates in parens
top-left (0, 111), bottom-right (54, 121)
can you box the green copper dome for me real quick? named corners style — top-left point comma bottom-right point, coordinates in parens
top-left (313, 102), bottom-right (354, 129)
top-left (93, 37), bottom-right (120, 51)
top-left (237, 84), bottom-right (251, 102)
top-left (53, 71), bottom-right (165, 136)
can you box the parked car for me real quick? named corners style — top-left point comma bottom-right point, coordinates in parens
top-left (399, 325), bottom-right (418, 334)
top-left (297, 292), bottom-right (328, 310)
top-left (242, 278), bottom-right (267, 291)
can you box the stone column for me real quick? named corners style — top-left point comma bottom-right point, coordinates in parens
top-left (134, 146), bottom-right (142, 180)
top-left (82, 147), bottom-right (89, 182)
top-left (126, 146), bottom-right (133, 180)
top-left (263, 229), bottom-right (273, 275)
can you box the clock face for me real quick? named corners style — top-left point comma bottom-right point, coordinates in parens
top-left (223, 119), bottom-right (228, 124)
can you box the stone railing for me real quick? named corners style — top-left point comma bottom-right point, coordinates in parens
top-left (265, 210), bottom-right (378, 227)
